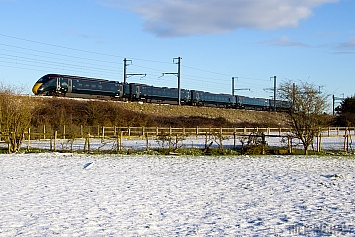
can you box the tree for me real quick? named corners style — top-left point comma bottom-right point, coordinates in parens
top-left (335, 96), bottom-right (355, 126)
top-left (278, 80), bottom-right (329, 155)
top-left (0, 83), bottom-right (35, 153)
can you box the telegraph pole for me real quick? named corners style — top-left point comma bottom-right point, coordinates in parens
top-left (273, 76), bottom-right (277, 112)
top-left (123, 58), bottom-right (132, 84)
top-left (161, 57), bottom-right (182, 105)
top-left (232, 77), bottom-right (236, 96)
top-left (175, 57), bottom-right (182, 106)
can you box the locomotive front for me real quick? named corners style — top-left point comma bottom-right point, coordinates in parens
top-left (32, 74), bottom-right (56, 95)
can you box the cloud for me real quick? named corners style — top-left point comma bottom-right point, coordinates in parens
top-left (339, 37), bottom-right (355, 49)
top-left (100, 0), bottom-right (338, 37)
top-left (332, 37), bottom-right (355, 54)
top-left (62, 30), bottom-right (105, 44)
top-left (264, 36), bottom-right (308, 47)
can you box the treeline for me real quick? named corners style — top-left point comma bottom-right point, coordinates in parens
top-left (335, 96), bottom-right (355, 127)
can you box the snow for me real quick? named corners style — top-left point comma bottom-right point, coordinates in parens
top-left (1, 153), bottom-right (355, 236)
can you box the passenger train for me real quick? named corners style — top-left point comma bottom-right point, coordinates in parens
top-left (32, 74), bottom-right (289, 111)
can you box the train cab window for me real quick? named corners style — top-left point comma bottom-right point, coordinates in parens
top-left (37, 76), bottom-right (53, 83)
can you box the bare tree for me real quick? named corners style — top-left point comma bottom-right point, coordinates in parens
top-left (278, 80), bottom-right (329, 155)
top-left (0, 82), bottom-right (35, 153)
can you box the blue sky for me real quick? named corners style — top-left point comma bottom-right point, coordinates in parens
top-left (0, 0), bottom-right (354, 108)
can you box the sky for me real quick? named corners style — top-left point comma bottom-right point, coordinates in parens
top-left (0, 0), bottom-right (354, 109)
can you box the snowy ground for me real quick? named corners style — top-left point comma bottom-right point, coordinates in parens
top-left (1, 153), bottom-right (355, 236)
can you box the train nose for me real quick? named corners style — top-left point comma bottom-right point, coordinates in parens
top-left (32, 83), bottom-right (42, 95)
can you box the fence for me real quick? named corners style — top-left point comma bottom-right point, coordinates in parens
top-left (1, 126), bottom-right (354, 153)
top-left (21, 125), bottom-right (355, 138)
top-left (25, 125), bottom-right (295, 139)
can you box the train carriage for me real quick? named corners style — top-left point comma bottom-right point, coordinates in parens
top-left (236, 96), bottom-right (270, 110)
top-left (191, 90), bottom-right (235, 107)
top-left (138, 85), bottom-right (190, 105)
top-left (33, 74), bottom-right (123, 99)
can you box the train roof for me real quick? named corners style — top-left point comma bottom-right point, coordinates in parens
top-left (43, 74), bottom-right (121, 84)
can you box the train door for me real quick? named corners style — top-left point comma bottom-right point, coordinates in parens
top-left (56, 78), bottom-right (61, 92)
top-left (119, 84), bottom-right (124, 97)
top-left (67, 79), bottom-right (72, 93)
top-left (136, 85), bottom-right (140, 100)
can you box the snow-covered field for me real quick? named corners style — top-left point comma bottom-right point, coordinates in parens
top-left (1, 153), bottom-right (355, 236)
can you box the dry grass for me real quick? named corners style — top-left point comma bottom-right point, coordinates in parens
top-left (30, 96), bottom-right (291, 128)
top-left (114, 101), bottom-right (290, 127)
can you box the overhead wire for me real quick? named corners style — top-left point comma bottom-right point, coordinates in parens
top-left (0, 33), bottom-right (275, 96)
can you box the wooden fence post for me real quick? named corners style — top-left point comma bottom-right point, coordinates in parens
top-left (120, 131), bottom-right (123, 152)
top-left (87, 133), bottom-right (91, 152)
top-left (50, 135), bottom-right (52, 151)
top-left (344, 128), bottom-right (348, 151)
top-left (317, 133), bottom-right (320, 152)
top-left (145, 133), bottom-right (149, 151)
top-left (84, 133), bottom-right (90, 152)
top-left (288, 136), bottom-right (292, 154)
top-left (27, 128), bottom-right (31, 150)
top-left (54, 131), bottom-right (57, 152)
top-left (262, 133), bottom-right (265, 155)
top-left (84, 135), bottom-right (87, 152)
top-left (205, 132), bottom-right (208, 149)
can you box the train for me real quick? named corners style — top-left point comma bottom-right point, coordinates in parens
top-left (32, 74), bottom-right (289, 111)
